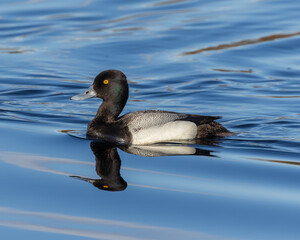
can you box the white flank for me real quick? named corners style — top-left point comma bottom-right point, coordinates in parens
top-left (131, 121), bottom-right (197, 145)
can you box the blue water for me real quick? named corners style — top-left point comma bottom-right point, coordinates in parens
top-left (1, 0), bottom-right (300, 239)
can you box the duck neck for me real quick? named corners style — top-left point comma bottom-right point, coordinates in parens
top-left (95, 98), bottom-right (126, 122)
top-left (94, 80), bottom-right (129, 122)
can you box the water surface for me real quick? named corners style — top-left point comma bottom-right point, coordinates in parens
top-left (0, 0), bottom-right (300, 239)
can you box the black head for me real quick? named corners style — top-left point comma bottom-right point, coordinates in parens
top-left (71, 69), bottom-right (128, 102)
top-left (93, 70), bottom-right (128, 102)
top-left (71, 69), bottom-right (129, 120)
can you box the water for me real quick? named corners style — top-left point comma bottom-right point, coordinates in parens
top-left (0, 0), bottom-right (300, 239)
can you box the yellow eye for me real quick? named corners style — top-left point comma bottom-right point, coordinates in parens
top-left (103, 80), bottom-right (109, 84)
top-left (103, 185), bottom-right (109, 188)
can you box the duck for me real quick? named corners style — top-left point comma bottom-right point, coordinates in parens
top-left (71, 69), bottom-right (231, 145)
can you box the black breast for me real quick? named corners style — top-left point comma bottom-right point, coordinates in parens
top-left (87, 118), bottom-right (132, 145)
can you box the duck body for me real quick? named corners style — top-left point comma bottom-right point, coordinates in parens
top-left (71, 70), bottom-right (231, 145)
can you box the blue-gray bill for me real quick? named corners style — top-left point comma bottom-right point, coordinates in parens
top-left (70, 85), bottom-right (96, 100)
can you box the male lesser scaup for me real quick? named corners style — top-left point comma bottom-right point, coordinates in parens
top-left (71, 70), bottom-right (231, 145)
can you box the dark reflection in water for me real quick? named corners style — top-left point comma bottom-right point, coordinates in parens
top-left (0, 47), bottom-right (34, 54)
top-left (181, 31), bottom-right (300, 55)
top-left (71, 141), bottom-right (214, 192)
top-left (71, 142), bottom-right (127, 191)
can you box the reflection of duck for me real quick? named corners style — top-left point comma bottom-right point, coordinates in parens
top-left (71, 70), bottom-right (231, 145)
top-left (71, 142), bottom-right (127, 191)
top-left (121, 143), bottom-right (212, 157)
top-left (71, 140), bottom-right (214, 192)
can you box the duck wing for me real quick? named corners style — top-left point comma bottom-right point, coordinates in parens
top-left (119, 110), bottom-right (220, 132)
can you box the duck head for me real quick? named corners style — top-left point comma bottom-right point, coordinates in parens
top-left (71, 70), bottom-right (129, 121)
top-left (71, 69), bottom-right (128, 102)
